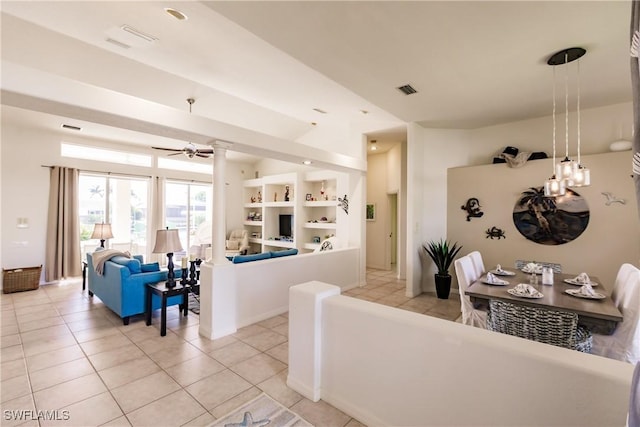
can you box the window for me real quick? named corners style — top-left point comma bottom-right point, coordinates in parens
top-left (79, 174), bottom-right (150, 260)
top-left (165, 181), bottom-right (212, 262)
top-left (158, 157), bottom-right (212, 175)
top-left (62, 143), bottom-right (151, 167)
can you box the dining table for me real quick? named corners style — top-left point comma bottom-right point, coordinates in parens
top-left (465, 268), bottom-right (623, 335)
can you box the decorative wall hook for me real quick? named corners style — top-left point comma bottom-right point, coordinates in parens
top-left (461, 198), bottom-right (484, 221)
top-left (601, 192), bottom-right (626, 206)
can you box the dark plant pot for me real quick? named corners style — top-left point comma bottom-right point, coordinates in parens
top-left (435, 274), bottom-right (452, 299)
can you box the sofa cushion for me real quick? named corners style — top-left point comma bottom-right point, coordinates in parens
top-left (140, 262), bottom-right (160, 272)
top-left (110, 256), bottom-right (141, 274)
top-left (270, 248), bottom-right (298, 258)
top-left (226, 240), bottom-right (239, 250)
top-left (232, 252), bottom-right (271, 264)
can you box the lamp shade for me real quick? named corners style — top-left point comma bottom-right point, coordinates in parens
top-left (152, 229), bottom-right (184, 254)
top-left (90, 223), bottom-right (114, 240)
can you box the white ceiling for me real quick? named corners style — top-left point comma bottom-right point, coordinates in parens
top-left (0, 1), bottom-right (633, 161)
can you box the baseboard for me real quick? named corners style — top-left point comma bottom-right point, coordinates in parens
top-left (286, 375), bottom-right (320, 403)
top-left (320, 389), bottom-right (387, 427)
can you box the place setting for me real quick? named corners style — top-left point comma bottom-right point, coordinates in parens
top-left (489, 264), bottom-right (516, 276)
top-left (565, 282), bottom-right (606, 300)
top-left (521, 262), bottom-right (543, 275)
top-left (507, 283), bottom-right (544, 299)
top-left (482, 272), bottom-right (510, 286)
top-left (563, 272), bottom-right (599, 287)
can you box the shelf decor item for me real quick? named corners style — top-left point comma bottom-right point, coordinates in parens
top-left (422, 239), bottom-right (462, 299)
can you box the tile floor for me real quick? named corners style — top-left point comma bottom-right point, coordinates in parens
top-left (0, 268), bottom-right (461, 427)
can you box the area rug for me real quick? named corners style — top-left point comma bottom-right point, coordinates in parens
top-left (209, 393), bottom-right (313, 427)
top-left (188, 292), bottom-right (200, 315)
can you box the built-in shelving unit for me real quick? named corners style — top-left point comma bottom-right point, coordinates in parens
top-left (242, 170), bottom-right (347, 253)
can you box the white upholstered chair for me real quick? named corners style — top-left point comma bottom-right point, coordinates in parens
top-left (454, 255), bottom-right (487, 328)
top-left (225, 229), bottom-right (250, 257)
top-left (468, 251), bottom-right (485, 278)
top-left (592, 263), bottom-right (640, 364)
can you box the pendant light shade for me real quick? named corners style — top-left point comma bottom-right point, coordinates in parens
top-left (544, 175), bottom-right (566, 197)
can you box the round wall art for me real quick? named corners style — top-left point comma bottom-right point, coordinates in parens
top-left (513, 187), bottom-right (589, 245)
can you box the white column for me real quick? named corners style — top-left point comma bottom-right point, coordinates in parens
top-left (211, 141), bottom-right (231, 264)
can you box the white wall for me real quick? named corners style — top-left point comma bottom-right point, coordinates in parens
top-left (0, 110), bottom-right (251, 282)
top-left (408, 101), bottom-right (635, 295)
top-left (448, 150), bottom-right (640, 287)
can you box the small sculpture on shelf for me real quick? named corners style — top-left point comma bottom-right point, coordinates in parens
top-left (250, 196), bottom-right (256, 203)
top-left (257, 191), bottom-right (262, 203)
top-left (274, 192), bottom-right (277, 202)
top-left (284, 185), bottom-right (290, 201)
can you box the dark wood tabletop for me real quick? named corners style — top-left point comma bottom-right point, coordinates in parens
top-left (465, 270), bottom-right (623, 335)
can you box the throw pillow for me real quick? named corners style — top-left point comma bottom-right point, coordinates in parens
top-left (227, 240), bottom-right (239, 250)
top-left (110, 256), bottom-right (141, 274)
top-left (140, 262), bottom-right (160, 272)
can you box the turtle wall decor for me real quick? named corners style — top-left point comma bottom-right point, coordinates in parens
top-left (461, 197), bottom-right (483, 221)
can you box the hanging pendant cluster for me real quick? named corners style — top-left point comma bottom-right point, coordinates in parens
top-left (544, 47), bottom-right (591, 197)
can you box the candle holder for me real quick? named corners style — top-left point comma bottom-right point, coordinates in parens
top-left (181, 268), bottom-right (189, 285)
top-left (189, 260), bottom-right (197, 285)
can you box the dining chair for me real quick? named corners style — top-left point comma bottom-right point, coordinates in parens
top-left (487, 299), bottom-right (592, 352)
top-left (515, 260), bottom-right (562, 273)
top-left (454, 255), bottom-right (487, 328)
top-left (591, 264), bottom-right (640, 364)
top-left (468, 251), bottom-right (485, 278)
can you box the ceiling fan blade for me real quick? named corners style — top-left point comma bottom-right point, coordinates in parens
top-left (168, 152), bottom-right (183, 156)
top-left (152, 146), bottom-right (182, 152)
top-left (197, 149), bottom-right (215, 154)
top-left (195, 153), bottom-right (212, 159)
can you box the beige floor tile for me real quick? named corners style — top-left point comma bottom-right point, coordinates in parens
top-left (62, 310), bottom-right (109, 324)
top-left (257, 315), bottom-right (288, 329)
top-left (291, 397), bottom-right (351, 427)
top-left (87, 343), bottom-right (145, 372)
top-left (229, 353), bottom-right (286, 385)
top-left (20, 325), bottom-right (71, 344)
top-left (1, 323), bottom-right (20, 336)
top-left (1, 333), bottom-right (22, 348)
top-left (181, 411), bottom-right (215, 427)
top-left (207, 387), bottom-right (263, 419)
top-left (1, 358), bottom-right (27, 381)
top-left (66, 316), bottom-right (115, 333)
top-left (111, 371), bottom-right (181, 414)
top-left (0, 394), bottom-right (37, 427)
top-left (240, 330), bottom-right (288, 352)
top-left (345, 417), bottom-right (367, 426)
top-left (80, 333), bottom-right (132, 356)
top-left (124, 389), bottom-right (206, 427)
top-left (135, 332), bottom-right (184, 354)
top-left (147, 342), bottom-right (204, 369)
top-left (18, 316), bottom-right (66, 333)
top-left (22, 335), bottom-right (78, 358)
top-left (265, 341), bottom-right (288, 365)
top-left (257, 371), bottom-right (303, 408)
top-left (30, 357), bottom-right (96, 392)
top-left (171, 324), bottom-right (201, 341)
top-left (100, 415), bottom-right (132, 426)
top-left (97, 357), bottom-right (161, 390)
top-left (26, 345), bottom-right (85, 372)
top-left (209, 341), bottom-right (261, 367)
top-left (1, 374), bottom-right (32, 403)
top-left (121, 324), bottom-right (163, 343)
top-left (16, 308), bottom-right (61, 325)
top-left (189, 335), bottom-right (237, 353)
top-left (14, 302), bottom-right (55, 316)
top-left (271, 323), bottom-right (289, 337)
top-left (40, 392), bottom-right (123, 427)
top-left (33, 373), bottom-right (106, 411)
top-left (73, 324), bottom-right (122, 343)
top-left (164, 355), bottom-right (225, 387)
top-left (165, 313), bottom-right (200, 331)
top-left (185, 369), bottom-right (252, 411)
top-left (232, 324), bottom-right (269, 340)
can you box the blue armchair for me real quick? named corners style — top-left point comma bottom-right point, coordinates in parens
top-left (86, 252), bottom-right (183, 325)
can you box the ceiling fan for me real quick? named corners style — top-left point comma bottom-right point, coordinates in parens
top-left (152, 98), bottom-right (214, 159)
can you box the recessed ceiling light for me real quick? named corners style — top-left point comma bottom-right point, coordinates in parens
top-left (311, 122), bottom-right (317, 126)
top-left (360, 110), bottom-right (369, 115)
top-left (61, 124), bottom-right (82, 131)
top-left (370, 140), bottom-right (378, 151)
top-left (303, 160), bottom-right (312, 165)
top-left (165, 8), bottom-right (188, 21)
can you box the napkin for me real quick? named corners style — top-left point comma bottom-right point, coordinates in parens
top-left (525, 262), bottom-right (540, 273)
top-left (514, 283), bottom-right (542, 297)
top-left (579, 283), bottom-right (596, 296)
top-left (486, 273), bottom-right (507, 285)
top-left (496, 264), bottom-right (504, 273)
top-left (573, 272), bottom-right (590, 284)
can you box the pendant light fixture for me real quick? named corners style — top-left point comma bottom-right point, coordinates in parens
top-left (544, 47), bottom-right (589, 195)
top-left (544, 64), bottom-right (566, 197)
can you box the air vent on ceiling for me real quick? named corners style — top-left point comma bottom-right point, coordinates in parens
top-left (312, 108), bottom-right (327, 114)
top-left (61, 124), bottom-right (82, 131)
top-left (121, 25), bottom-right (157, 43)
top-left (105, 38), bottom-right (131, 49)
top-left (397, 84), bottom-right (417, 95)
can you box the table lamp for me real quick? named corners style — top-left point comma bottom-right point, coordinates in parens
top-left (91, 223), bottom-right (113, 248)
top-left (152, 227), bottom-right (183, 287)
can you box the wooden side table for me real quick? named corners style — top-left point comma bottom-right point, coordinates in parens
top-left (145, 281), bottom-right (189, 336)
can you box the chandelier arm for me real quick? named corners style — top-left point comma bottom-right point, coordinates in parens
top-left (564, 52), bottom-right (570, 158)
top-left (577, 58), bottom-right (581, 165)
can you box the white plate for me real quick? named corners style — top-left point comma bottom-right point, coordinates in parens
top-left (507, 288), bottom-right (544, 299)
top-left (565, 289), bottom-right (606, 300)
top-left (563, 278), bottom-right (598, 287)
top-left (490, 269), bottom-right (516, 276)
top-left (482, 279), bottom-right (509, 286)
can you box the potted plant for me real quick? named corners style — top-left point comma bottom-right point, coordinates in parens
top-left (423, 239), bottom-right (462, 299)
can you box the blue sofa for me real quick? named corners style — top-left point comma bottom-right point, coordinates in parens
top-left (231, 248), bottom-right (298, 264)
top-left (86, 252), bottom-right (183, 325)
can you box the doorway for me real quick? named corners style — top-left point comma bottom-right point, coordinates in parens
top-left (386, 192), bottom-right (398, 271)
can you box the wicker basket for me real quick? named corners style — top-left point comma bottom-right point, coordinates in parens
top-left (2, 265), bottom-right (42, 293)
